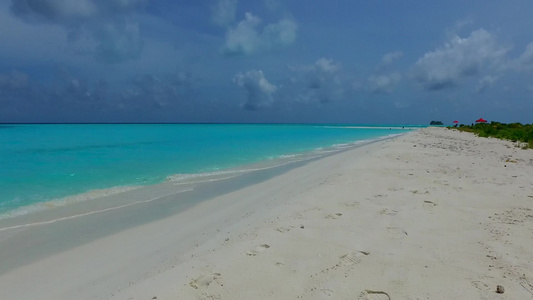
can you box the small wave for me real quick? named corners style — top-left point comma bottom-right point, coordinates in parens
top-left (0, 185), bottom-right (140, 220)
top-left (322, 125), bottom-right (420, 130)
top-left (165, 171), bottom-right (243, 185)
top-left (0, 188), bottom-right (193, 233)
top-left (165, 153), bottom-right (320, 185)
top-left (273, 154), bottom-right (300, 159)
top-left (165, 165), bottom-right (280, 185)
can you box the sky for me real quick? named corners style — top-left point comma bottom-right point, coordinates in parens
top-left (1, 0), bottom-right (532, 124)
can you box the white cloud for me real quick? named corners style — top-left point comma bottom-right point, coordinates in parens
top-left (223, 13), bottom-right (262, 55)
top-left (368, 73), bottom-right (401, 94)
top-left (513, 42), bottom-right (533, 71)
top-left (290, 58), bottom-right (341, 75)
top-left (212, 0), bottom-right (238, 27)
top-left (233, 70), bottom-right (277, 110)
top-left (476, 75), bottom-right (499, 93)
top-left (412, 29), bottom-right (509, 91)
top-left (381, 51), bottom-right (403, 66)
top-left (263, 18), bottom-right (297, 46)
top-left (315, 58), bottom-right (339, 73)
top-left (223, 12), bottom-right (297, 55)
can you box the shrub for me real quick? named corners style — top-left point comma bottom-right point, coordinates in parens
top-left (451, 122), bottom-right (533, 150)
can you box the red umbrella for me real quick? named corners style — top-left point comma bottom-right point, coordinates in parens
top-left (453, 120), bottom-right (459, 124)
top-left (475, 118), bottom-right (487, 123)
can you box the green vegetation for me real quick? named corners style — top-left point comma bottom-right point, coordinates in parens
top-left (450, 122), bottom-right (533, 149)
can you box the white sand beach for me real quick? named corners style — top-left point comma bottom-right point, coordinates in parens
top-left (1, 127), bottom-right (532, 299)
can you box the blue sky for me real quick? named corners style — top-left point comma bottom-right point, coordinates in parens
top-left (1, 0), bottom-right (532, 124)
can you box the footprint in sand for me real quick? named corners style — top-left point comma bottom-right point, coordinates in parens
top-left (471, 279), bottom-right (499, 299)
top-left (423, 200), bottom-right (438, 208)
top-left (386, 227), bottom-right (408, 239)
top-left (326, 213), bottom-right (342, 219)
top-left (189, 273), bottom-right (221, 290)
top-left (338, 251), bottom-right (370, 266)
top-left (318, 251), bottom-right (370, 275)
top-left (293, 212), bottom-right (306, 220)
top-left (343, 200), bottom-right (360, 207)
top-left (378, 208), bottom-right (398, 216)
top-left (275, 226), bottom-right (293, 233)
top-left (246, 244), bottom-right (270, 256)
top-left (359, 290), bottom-right (391, 300)
top-left (471, 280), bottom-right (490, 292)
top-left (199, 292), bottom-right (221, 300)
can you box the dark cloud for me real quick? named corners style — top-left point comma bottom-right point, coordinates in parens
top-left (0, 70), bottom-right (29, 90)
top-left (0, 71), bottom-right (37, 120)
top-left (281, 58), bottom-right (346, 104)
top-left (92, 20), bottom-right (143, 63)
top-left (0, 67), bottom-right (199, 122)
top-left (10, 0), bottom-right (148, 23)
top-left (10, 0), bottom-right (147, 64)
top-left (120, 71), bottom-right (196, 111)
top-left (0, 69), bottom-right (93, 122)
top-left (11, 0), bottom-right (95, 24)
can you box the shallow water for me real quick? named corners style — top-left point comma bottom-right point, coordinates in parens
top-left (0, 123), bottom-right (422, 217)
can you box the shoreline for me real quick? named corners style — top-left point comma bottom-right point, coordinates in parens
top-left (0, 133), bottom-right (404, 276)
top-left (1, 127), bottom-right (532, 299)
top-left (0, 127), bottom-right (411, 220)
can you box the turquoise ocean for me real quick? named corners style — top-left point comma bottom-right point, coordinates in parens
top-left (0, 124), bottom-right (422, 218)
